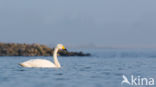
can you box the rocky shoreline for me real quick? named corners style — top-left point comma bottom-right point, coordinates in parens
top-left (0, 43), bottom-right (91, 56)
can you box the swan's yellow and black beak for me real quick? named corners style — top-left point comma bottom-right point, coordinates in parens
top-left (62, 46), bottom-right (67, 51)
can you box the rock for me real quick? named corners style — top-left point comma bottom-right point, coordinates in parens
top-left (0, 42), bottom-right (91, 56)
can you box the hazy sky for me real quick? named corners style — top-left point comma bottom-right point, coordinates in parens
top-left (0, 0), bottom-right (156, 47)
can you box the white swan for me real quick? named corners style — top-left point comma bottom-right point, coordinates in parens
top-left (19, 44), bottom-right (66, 68)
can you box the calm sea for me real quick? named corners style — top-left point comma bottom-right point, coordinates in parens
top-left (0, 48), bottom-right (156, 87)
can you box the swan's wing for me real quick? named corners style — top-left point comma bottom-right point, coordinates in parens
top-left (20, 59), bottom-right (56, 68)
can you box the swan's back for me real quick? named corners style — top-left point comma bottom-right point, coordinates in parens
top-left (20, 59), bottom-right (56, 68)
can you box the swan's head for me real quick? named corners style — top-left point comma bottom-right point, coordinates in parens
top-left (57, 44), bottom-right (67, 50)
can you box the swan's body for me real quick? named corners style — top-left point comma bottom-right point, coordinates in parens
top-left (19, 44), bottom-right (66, 68)
top-left (20, 59), bottom-right (57, 68)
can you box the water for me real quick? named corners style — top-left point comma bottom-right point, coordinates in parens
top-left (0, 48), bottom-right (156, 87)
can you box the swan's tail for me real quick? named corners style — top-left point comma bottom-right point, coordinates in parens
top-left (19, 63), bottom-right (29, 67)
top-left (19, 63), bottom-right (24, 67)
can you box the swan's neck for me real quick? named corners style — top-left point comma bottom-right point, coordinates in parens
top-left (53, 48), bottom-right (61, 68)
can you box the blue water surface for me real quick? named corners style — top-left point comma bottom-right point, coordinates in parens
top-left (0, 48), bottom-right (156, 87)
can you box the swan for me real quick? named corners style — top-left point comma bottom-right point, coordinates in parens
top-left (19, 44), bottom-right (66, 68)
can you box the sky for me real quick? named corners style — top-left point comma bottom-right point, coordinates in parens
top-left (0, 0), bottom-right (156, 48)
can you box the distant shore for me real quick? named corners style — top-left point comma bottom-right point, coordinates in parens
top-left (0, 43), bottom-right (91, 56)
